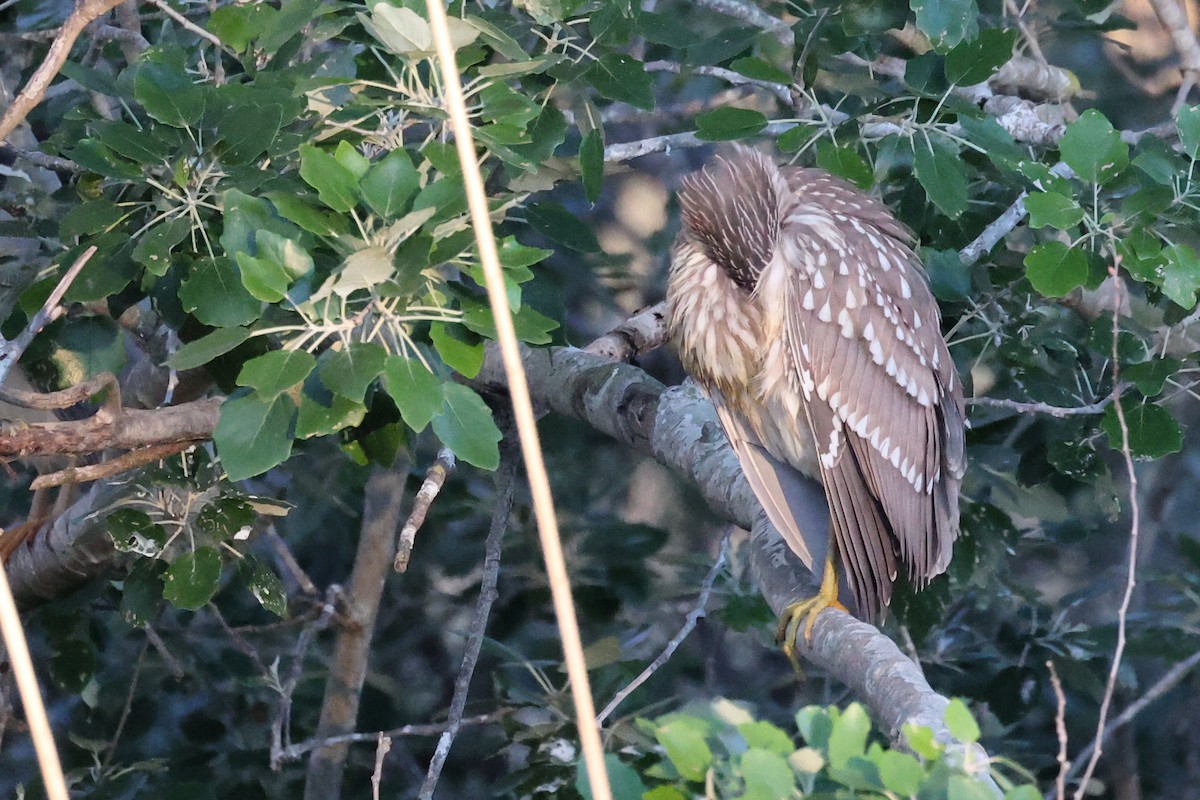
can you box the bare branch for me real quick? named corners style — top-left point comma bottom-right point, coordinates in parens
top-left (584, 302), bottom-right (669, 362)
top-left (1073, 269), bottom-right (1141, 800)
top-left (277, 712), bottom-right (509, 761)
top-left (1048, 660), bottom-right (1069, 800)
top-left (1146, 0), bottom-right (1200, 113)
top-left (0, 143), bottom-right (80, 173)
top-left (0, 371), bottom-right (117, 411)
top-left (967, 395), bottom-right (1114, 418)
top-left (394, 448), bottom-right (456, 572)
top-left (597, 534), bottom-right (728, 725)
top-left (143, 0), bottom-right (229, 52)
top-left (418, 434), bottom-right (516, 799)
top-left (0, 0), bottom-right (125, 144)
top-left (31, 442), bottom-right (191, 490)
top-left (371, 735), bottom-right (391, 800)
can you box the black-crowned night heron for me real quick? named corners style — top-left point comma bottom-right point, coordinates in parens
top-left (666, 146), bottom-right (966, 660)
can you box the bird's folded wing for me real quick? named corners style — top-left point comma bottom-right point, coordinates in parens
top-left (713, 402), bottom-right (830, 574)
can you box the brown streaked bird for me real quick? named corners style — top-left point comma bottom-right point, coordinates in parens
top-left (666, 146), bottom-right (965, 656)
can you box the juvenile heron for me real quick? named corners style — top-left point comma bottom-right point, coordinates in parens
top-left (666, 146), bottom-right (965, 658)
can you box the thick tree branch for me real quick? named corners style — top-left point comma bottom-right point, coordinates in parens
top-left (304, 463), bottom-right (408, 800)
top-left (473, 346), bottom-right (995, 784)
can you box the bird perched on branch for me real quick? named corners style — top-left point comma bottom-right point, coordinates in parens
top-left (666, 146), bottom-right (965, 659)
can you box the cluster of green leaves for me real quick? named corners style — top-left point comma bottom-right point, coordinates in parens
top-left (574, 700), bottom-right (1037, 800)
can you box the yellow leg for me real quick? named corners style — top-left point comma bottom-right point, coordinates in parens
top-left (776, 556), bottom-right (848, 672)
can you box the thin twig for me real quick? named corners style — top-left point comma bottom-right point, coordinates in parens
top-left (1072, 268), bottom-right (1140, 800)
top-left (277, 712), bottom-right (509, 761)
top-left (394, 448), bottom-right (456, 572)
top-left (144, 0), bottom-right (229, 52)
top-left (596, 535), bottom-right (728, 725)
top-left (267, 526), bottom-right (319, 596)
top-left (0, 246), bottom-right (96, 387)
top-left (0, 143), bottom-right (80, 172)
top-left (32, 441), bottom-right (191, 489)
top-left (1047, 660), bottom-right (1069, 800)
top-left (418, 438), bottom-right (516, 799)
top-left (966, 395), bottom-right (1113, 418)
top-left (1062, 648), bottom-right (1200, 788)
top-left (644, 60), bottom-right (793, 105)
top-left (422, 2), bottom-right (612, 797)
top-left (143, 623), bottom-right (185, 679)
top-left (371, 734), bottom-right (392, 800)
top-left (100, 639), bottom-right (149, 773)
top-left (0, 371), bottom-right (117, 411)
top-left (270, 585), bottom-right (341, 770)
top-left (0, 0), bottom-right (125, 144)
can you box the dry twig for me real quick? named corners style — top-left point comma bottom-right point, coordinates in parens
top-left (418, 439), bottom-right (516, 799)
top-left (1048, 660), bottom-right (1069, 800)
top-left (394, 448), bottom-right (456, 572)
top-left (31, 441), bottom-right (191, 489)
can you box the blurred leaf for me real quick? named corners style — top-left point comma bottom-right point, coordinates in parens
top-left (162, 547), bottom-right (223, 610)
top-left (738, 721), bottom-right (794, 756)
top-left (318, 343), bottom-right (388, 402)
top-left (181, 258), bottom-right (262, 327)
top-left (431, 322), bottom-right (484, 378)
top-left (1101, 402), bottom-right (1183, 459)
top-left (730, 56), bottom-right (791, 84)
top-left (695, 107), bottom-right (768, 141)
top-left (914, 138), bottom-right (969, 218)
top-left (1025, 191), bottom-right (1084, 230)
top-left (740, 748), bottom-right (795, 798)
top-left (944, 28), bottom-right (1016, 85)
top-left (585, 53), bottom-right (653, 110)
top-left (911, 0), bottom-right (979, 50)
top-left (948, 774), bottom-right (998, 800)
top-left (580, 128), bottom-right (604, 202)
top-left (1160, 243), bottom-right (1200, 308)
top-left (1177, 104), bottom-right (1200, 158)
top-left (876, 750), bottom-right (923, 795)
top-left (361, 148), bottom-right (420, 219)
top-left (1025, 241), bottom-right (1087, 297)
top-left (243, 557), bottom-right (288, 618)
top-left (902, 723), bottom-right (944, 759)
top-left (575, 754), bottom-right (645, 800)
top-left (827, 703), bottom-right (870, 768)
top-left (816, 141), bottom-right (873, 189)
top-left (167, 326), bottom-right (252, 370)
top-left (1059, 109), bottom-right (1128, 184)
top-left (432, 384), bottom-right (502, 470)
top-left (653, 715), bottom-right (712, 782)
top-left (383, 355), bottom-right (443, 432)
top-left (238, 350), bottom-right (316, 398)
top-left (214, 393), bottom-right (296, 480)
top-left (944, 698), bottom-right (980, 743)
top-left (299, 144), bottom-right (360, 212)
top-left (526, 201), bottom-right (601, 252)
top-left (120, 561), bottom-right (164, 626)
top-left (1123, 357), bottom-right (1179, 397)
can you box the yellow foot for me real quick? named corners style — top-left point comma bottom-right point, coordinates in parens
top-left (774, 557), bottom-right (848, 673)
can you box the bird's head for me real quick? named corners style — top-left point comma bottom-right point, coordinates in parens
top-left (677, 145), bottom-right (782, 292)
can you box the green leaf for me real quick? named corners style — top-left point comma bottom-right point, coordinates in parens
top-left (217, 102), bottom-right (283, 164)
top-left (695, 107), bottom-right (768, 141)
top-left (267, 192), bottom-right (350, 237)
top-left (214, 393), bottom-right (296, 481)
top-left (334, 140), bottom-right (370, 179)
top-left (107, 509), bottom-right (168, 556)
top-left (431, 384), bottom-right (502, 470)
top-left (121, 561), bottom-right (164, 626)
top-left (96, 120), bottom-right (172, 164)
top-left (575, 753), bottom-right (646, 800)
top-left (194, 497), bottom-right (256, 540)
top-left (296, 382), bottom-right (366, 439)
top-left (431, 323), bottom-right (484, 378)
top-left (238, 351), bottom-right (316, 398)
top-left (244, 557), bottom-right (288, 618)
top-left (815, 141), bottom-right (873, 190)
top-left (526, 201), bottom-right (601, 252)
top-left (236, 252), bottom-right (292, 303)
top-left (923, 247), bottom-right (973, 302)
top-left (299, 143), bottom-right (360, 212)
top-left (739, 748), bottom-right (795, 799)
top-left (911, 0), bottom-right (979, 51)
top-left (135, 61), bottom-right (206, 128)
top-left (383, 356), bottom-right (443, 432)
top-left (1025, 191), bottom-right (1084, 230)
top-left (653, 715), bottom-right (713, 782)
top-left (1024, 241), bottom-right (1087, 297)
top-left (827, 703), bottom-right (870, 769)
top-left (162, 547), bottom-right (223, 610)
top-left (1059, 109), bottom-right (1129, 184)
top-left (220, 189), bottom-right (300, 259)
top-left (902, 722), bottom-right (944, 759)
top-left (737, 721), bottom-right (794, 756)
top-left (360, 148), bottom-right (420, 219)
top-left (167, 326), bottom-right (252, 370)
top-left (133, 216), bottom-right (192, 276)
top-left (948, 774), bottom-right (1000, 800)
top-left (1123, 357), bottom-right (1180, 397)
top-left (1177, 105), bottom-right (1200, 158)
top-left (876, 750), bottom-right (923, 795)
top-left (585, 53), bottom-right (653, 110)
top-left (1101, 402), bottom-right (1183, 459)
top-left (730, 56), bottom-right (791, 84)
top-left (1161, 243), bottom-right (1200, 308)
top-left (580, 128), bottom-right (604, 203)
top-left (180, 257), bottom-right (263, 327)
top-left (50, 639), bottom-right (95, 692)
top-left (913, 138), bottom-right (969, 218)
top-left (1006, 786), bottom-right (1044, 800)
top-left (318, 342), bottom-right (388, 402)
top-left (944, 698), bottom-right (981, 743)
top-left (60, 199), bottom-right (124, 238)
top-left (944, 28), bottom-right (1016, 85)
